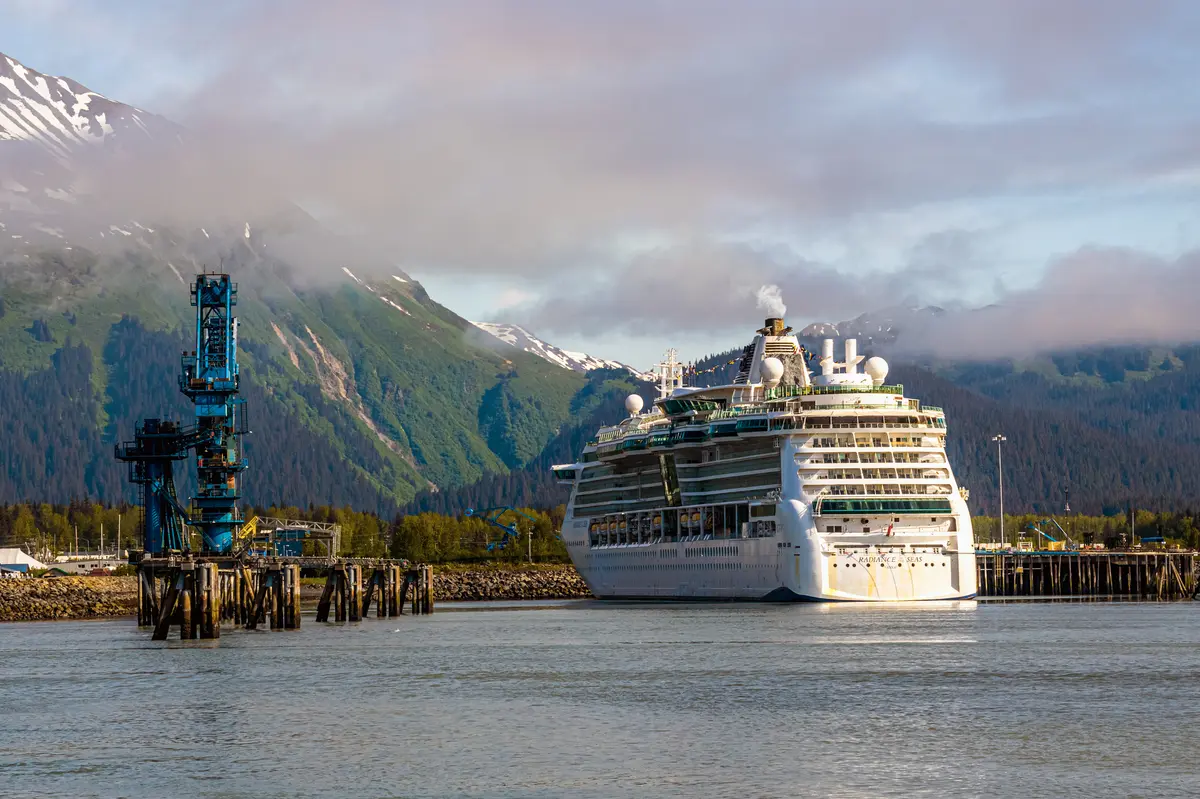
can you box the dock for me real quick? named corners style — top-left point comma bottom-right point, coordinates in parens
top-left (975, 550), bottom-right (1199, 599)
top-left (135, 555), bottom-right (434, 640)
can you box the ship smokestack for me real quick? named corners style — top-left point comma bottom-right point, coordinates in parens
top-left (758, 317), bottom-right (792, 336)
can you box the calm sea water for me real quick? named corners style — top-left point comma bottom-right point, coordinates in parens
top-left (2, 600), bottom-right (1199, 799)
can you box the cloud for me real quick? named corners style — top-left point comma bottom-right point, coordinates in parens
top-left (514, 234), bottom-right (993, 337)
top-left (898, 246), bottom-right (1200, 357)
top-left (6, 0), bottom-right (1200, 354)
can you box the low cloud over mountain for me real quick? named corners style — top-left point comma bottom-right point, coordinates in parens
top-left (5, 3), bottom-right (1200, 359)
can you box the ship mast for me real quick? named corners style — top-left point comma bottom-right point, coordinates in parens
top-left (654, 348), bottom-right (684, 399)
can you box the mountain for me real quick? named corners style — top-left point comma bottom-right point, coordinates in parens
top-left (4, 49), bottom-right (1199, 522)
top-left (0, 52), bottom-right (643, 515)
top-left (799, 305), bottom-right (945, 347)
top-left (0, 53), bottom-right (173, 158)
top-left (470, 321), bottom-right (651, 379)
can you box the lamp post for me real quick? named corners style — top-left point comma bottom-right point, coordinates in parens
top-left (992, 434), bottom-right (1006, 546)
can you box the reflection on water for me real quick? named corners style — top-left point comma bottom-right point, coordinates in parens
top-left (2, 599), bottom-right (1199, 798)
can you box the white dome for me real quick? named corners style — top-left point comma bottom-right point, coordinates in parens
top-left (624, 394), bottom-right (644, 415)
top-left (864, 356), bottom-right (889, 385)
top-left (760, 357), bottom-right (784, 385)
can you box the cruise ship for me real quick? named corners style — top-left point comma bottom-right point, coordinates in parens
top-left (552, 317), bottom-right (976, 601)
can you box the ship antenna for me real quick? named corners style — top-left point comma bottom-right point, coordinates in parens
top-left (654, 348), bottom-right (683, 399)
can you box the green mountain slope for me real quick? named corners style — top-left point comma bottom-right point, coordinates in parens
top-left (0, 233), bottom-right (592, 512)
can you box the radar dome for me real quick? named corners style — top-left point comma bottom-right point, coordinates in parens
top-left (864, 356), bottom-right (889, 386)
top-left (760, 357), bottom-right (784, 386)
top-left (624, 394), bottom-right (644, 415)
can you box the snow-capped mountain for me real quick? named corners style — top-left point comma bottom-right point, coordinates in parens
top-left (472, 322), bottom-right (651, 380)
top-left (800, 306), bottom-right (945, 347)
top-left (0, 51), bottom-right (174, 159)
top-left (0, 50), bottom-right (181, 240)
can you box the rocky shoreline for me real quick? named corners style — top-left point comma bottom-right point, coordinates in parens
top-left (433, 566), bottom-right (591, 601)
top-left (1, 567), bottom-right (592, 622)
top-left (0, 576), bottom-right (138, 622)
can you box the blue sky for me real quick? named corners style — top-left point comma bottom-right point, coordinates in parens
top-left (5, 1), bottom-right (1200, 366)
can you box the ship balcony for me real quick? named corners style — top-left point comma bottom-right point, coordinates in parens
top-left (797, 455), bottom-right (947, 468)
top-left (679, 482), bottom-right (780, 499)
top-left (677, 467), bottom-right (780, 484)
top-left (812, 497), bottom-right (954, 515)
top-left (806, 481), bottom-right (955, 495)
top-left (795, 443), bottom-right (945, 454)
top-left (802, 472), bottom-right (951, 483)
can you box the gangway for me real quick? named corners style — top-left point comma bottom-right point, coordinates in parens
top-left (234, 516), bottom-right (343, 561)
top-left (1025, 518), bottom-right (1075, 551)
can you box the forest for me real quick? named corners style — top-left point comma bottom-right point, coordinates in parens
top-left (3, 501), bottom-right (1199, 563)
top-left (0, 501), bottom-right (568, 565)
top-left (2, 300), bottom-right (1200, 523)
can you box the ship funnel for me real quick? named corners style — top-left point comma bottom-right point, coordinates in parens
top-left (757, 317), bottom-right (793, 337)
top-left (845, 339), bottom-right (858, 373)
top-left (821, 338), bottom-right (834, 376)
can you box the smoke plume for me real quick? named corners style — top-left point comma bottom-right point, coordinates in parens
top-left (755, 284), bottom-right (787, 318)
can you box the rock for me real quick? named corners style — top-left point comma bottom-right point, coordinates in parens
top-left (0, 576), bottom-right (138, 622)
top-left (432, 566), bottom-right (591, 601)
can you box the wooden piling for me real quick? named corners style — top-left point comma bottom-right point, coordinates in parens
top-left (286, 565), bottom-right (301, 629)
top-left (179, 584), bottom-right (194, 640)
top-left (363, 568), bottom-right (378, 619)
top-left (316, 569), bottom-right (335, 622)
top-left (348, 565), bottom-right (362, 622)
top-left (975, 551), bottom-right (1200, 600)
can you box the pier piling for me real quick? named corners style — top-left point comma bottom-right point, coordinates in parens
top-left (975, 550), bottom-right (1198, 599)
top-left (134, 556), bottom-right (429, 640)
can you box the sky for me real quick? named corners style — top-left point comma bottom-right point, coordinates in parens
top-left (4, 0), bottom-right (1200, 368)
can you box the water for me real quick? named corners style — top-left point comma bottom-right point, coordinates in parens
top-left (2, 600), bottom-right (1200, 799)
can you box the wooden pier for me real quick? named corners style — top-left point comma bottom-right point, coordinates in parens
top-left (975, 551), bottom-right (1199, 599)
top-left (135, 556), bottom-right (433, 640)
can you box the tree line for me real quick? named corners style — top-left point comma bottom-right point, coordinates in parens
top-left (3, 501), bottom-right (1200, 564)
top-left (0, 501), bottom-right (569, 564)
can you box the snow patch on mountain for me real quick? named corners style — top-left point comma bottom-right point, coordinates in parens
top-left (0, 51), bottom-right (171, 162)
top-left (471, 322), bottom-right (651, 380)
top-left (799, 306), bottom-right (945, 346)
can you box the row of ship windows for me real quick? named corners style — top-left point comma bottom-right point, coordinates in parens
top-left (813, 469), bottom-right (949, 480)
top-left (808, 436), bottom-right (940, 448)
top-left (583, 427), bottom-right (943, 460)
top-left (798, 418), bottom-right (946, 430)
top-left (591, 562), bottom-right (768, 571)
top-left (591, 545), bottom-right (745, 557)
top-left (832, 562), bottom-right (949, 568)
top-left (588, 504), bottom-right (777, 548)
top-left (821, 485), bottom-right (953, 496)
top-left (809, 452), bottom-right (944, 464)
top-left (594, 415), bottom-right (944, 445)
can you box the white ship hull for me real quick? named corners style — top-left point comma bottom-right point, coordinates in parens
top-left (562, 440), bottom-right (976, 602)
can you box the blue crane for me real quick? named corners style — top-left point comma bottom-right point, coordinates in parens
top-left (116, 273), bottom-right (248, 555)
top-left (465, 506), bottom-right (539, 552)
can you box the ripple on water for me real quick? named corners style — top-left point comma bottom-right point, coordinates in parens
top-left (1, 601), bottom-right (1199, 798)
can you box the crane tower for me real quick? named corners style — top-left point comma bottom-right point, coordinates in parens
top-left (116, 273), bottom-right (248, 555)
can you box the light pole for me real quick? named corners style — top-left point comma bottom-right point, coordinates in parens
top-left (992, 434), bottom-right (1006, 546)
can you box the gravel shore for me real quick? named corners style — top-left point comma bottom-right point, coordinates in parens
top-left (434, 566), bottom-right (590, 601)
top-left (0, 576), bottom-right (137, 622)
top-left (1, 567), bottom-right (591, 621)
